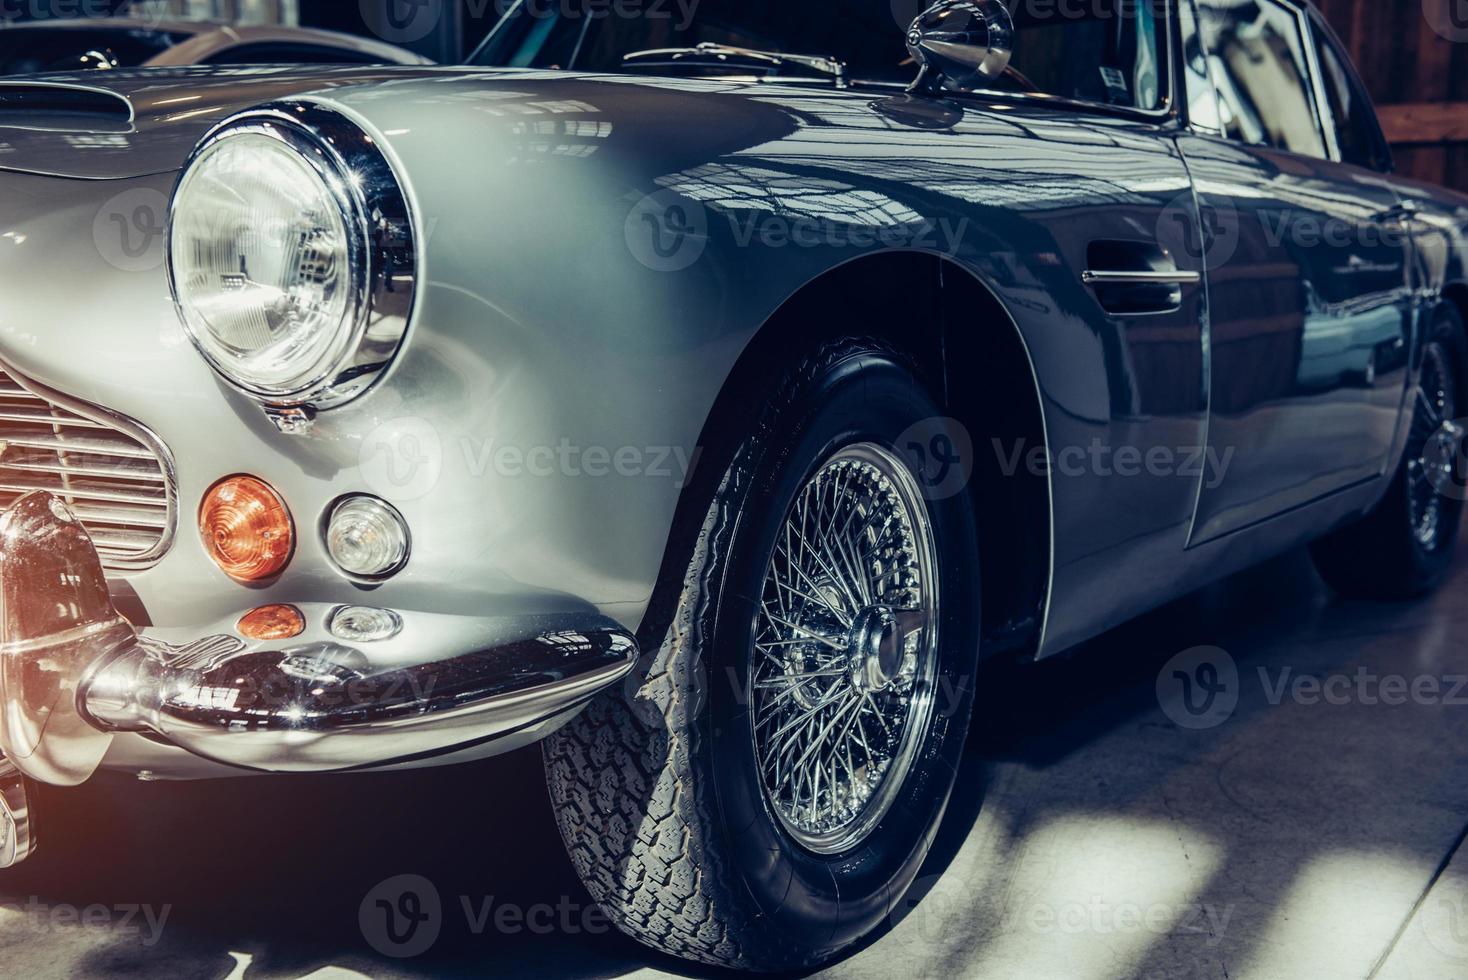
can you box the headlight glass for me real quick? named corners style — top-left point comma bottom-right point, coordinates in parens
top-left (171, 129), bottom-right (361, 398)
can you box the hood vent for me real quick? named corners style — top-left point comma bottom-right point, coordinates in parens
top-left (0, 83), bottom-right (134, 122)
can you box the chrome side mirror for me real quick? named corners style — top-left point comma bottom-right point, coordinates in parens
top-left (906, 0), bottom-right (1014, 93)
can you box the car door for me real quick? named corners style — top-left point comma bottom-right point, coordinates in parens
top-left (916, 0), bottom-right (1211, 653)
top-left (1177, 0), bottom-right (1414, 544)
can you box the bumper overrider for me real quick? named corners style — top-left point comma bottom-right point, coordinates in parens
top-left (0, 492), bottom-right (638, 868)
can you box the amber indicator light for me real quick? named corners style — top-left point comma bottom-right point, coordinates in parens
top-left (199, 475), bottom-right (295, 582)
top-left (237, 604), bottom-right (306, 641)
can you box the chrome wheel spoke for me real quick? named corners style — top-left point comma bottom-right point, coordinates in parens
top-left (750, 444), bottom-right (940, 855)
top-left (1417, 387), bottom-right (1445, 431)
top-left (1409, 342), bottom-right (1460, 551)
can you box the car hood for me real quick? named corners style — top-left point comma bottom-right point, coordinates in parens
top-left (0, 65), bottom-right (467, 180)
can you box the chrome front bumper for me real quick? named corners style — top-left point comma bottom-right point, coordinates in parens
top-left (0, 492), bottom-right (638, 866)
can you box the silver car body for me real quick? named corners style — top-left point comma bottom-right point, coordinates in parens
top-left (0, 17), bottom-right (1464, 782)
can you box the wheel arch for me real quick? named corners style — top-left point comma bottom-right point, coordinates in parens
top-left (1437, 282), bottom-right (1468, 389)
top-left (641, 250), bottom-right (1054, 662)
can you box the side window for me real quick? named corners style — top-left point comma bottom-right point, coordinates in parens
top-left (1310, 19), bottom-right (1392, 172)
top-left (1195, 0), bottom-right (1327, 158)
top-left (1178, 0), bottom-right (1223, 133)
top-left (999, 0), bottom-right (1165, 110)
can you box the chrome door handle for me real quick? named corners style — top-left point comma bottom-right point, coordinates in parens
top-left (1081, 269), bottom-right (1202, 286)
top-left (1374, 200), bottom-right (1421, 224)
top-left (1083, 239), bottom-right (1200, 315)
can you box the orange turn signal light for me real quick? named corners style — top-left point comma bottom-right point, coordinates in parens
top-left (200, 476), bottom-right (295, 582)
top-left (237, 604), bottom-right (306, 641)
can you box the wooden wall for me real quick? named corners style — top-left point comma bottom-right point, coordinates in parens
top-left (1315, 0), bottom-right (1468, 192)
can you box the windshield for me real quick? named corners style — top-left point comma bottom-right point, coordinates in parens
top-left (469, 0), bottom-right (1167, 109)
top-left (0, 27), bottom-right (189, 76)
top-left (468, 0), bottom-right (917, 84)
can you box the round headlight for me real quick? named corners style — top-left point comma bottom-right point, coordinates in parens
top-left (168, 104), bottom-right (417, 409)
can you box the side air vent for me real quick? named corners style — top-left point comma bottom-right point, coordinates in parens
top-left (0, 83), bottom-right (134, 121)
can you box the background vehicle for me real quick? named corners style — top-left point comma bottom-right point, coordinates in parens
top-left (0, 0), bottom-right (1463, 973)
top-left (0, 17), bottom-right (431, 75)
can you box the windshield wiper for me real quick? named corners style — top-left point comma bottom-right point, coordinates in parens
top-left (621, 42), bottom-right (849, 87)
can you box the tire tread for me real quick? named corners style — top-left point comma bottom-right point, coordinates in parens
top-left (544, 339), bottom-right (890, 970)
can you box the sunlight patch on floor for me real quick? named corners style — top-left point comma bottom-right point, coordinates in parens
top-left (1235, 849), bottom-right (1431, 980)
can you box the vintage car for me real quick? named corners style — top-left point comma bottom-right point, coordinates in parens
top-left (0, 17), bottom-right (432, 75)
top-left (0, 0), bottom-right (1464, 971)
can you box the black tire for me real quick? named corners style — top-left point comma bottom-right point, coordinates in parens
top-left (542, 340), bottom-right (982, 971)
top-left (1311, 304), bottom-right (1467, 598)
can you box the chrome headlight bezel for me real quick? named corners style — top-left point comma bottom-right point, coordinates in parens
top-left (167, 101), bottom-right (419, 413)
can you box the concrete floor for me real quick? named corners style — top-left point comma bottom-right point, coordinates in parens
top-left (3, 531), bottom-right (1467, 980)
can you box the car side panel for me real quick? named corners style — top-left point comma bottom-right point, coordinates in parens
top-left (320, 75), bottom-right (1213, 653)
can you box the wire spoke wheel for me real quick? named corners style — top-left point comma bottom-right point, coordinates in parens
top-left (1408, 341), bottom-right (1462, 551)
top-left (750, 443), bottom-right (939, 855)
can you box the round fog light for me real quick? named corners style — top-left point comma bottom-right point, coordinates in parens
top-left (325, 496), bottom-right (410, 579)
top-left (329, 605), bottom-right (403, 643)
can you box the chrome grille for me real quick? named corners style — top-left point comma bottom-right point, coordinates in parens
top-left (0, 366), bottom-right (174, 570)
